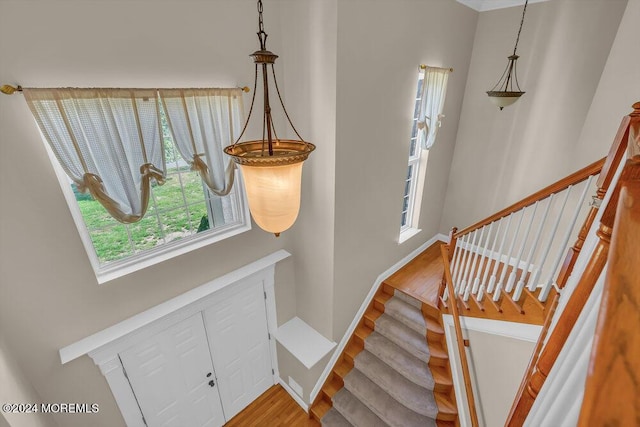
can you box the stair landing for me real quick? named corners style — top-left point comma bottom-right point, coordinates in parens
top-left (384, 240), bottom-right (445, 309)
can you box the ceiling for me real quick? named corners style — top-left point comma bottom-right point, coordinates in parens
top-left (456, 0), bottom-right (552, 12)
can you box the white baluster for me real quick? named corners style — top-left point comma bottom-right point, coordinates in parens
top-left (494, 209), bottom-right (525, 302)
top-left (464, 225), bottom-right (486, 301)
top-left (488, 213), bottom-right (513, 294)
top-left (513, 194), bottom-right (554, 301)
top-left (462, 229), bottom-right (481, 300)
top-left (452, 234), bottom-right (469, 293)
top-left (506, 202), bottom-right (539, 293)
top-left (478, 220), bottom-right (502, 301)
top-left (539, 176), bottom-right (594, 301)
top-left (470, 225), bottom-right (489, 295)
top-left (458, 232), bottom-right (475, 296)
top-left (527, 187), bottom-right (573, 292)
top-left (474, 222), bottom-right (495, 300)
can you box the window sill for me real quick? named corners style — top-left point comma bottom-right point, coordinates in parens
top-left (398, 227), bottom-right (422, 244)
top-left (94, 221), bottom-right (252, 284)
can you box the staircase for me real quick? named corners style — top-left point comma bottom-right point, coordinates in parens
top-left (311, 283), bottom-right (457, 426)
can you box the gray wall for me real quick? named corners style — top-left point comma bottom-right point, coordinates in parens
top-left (440, 0), bottom-right (629, 232)
top-left (332, 0), bottom-right (478, 339)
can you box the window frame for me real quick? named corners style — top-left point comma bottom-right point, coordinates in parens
top-left (399, 69), bottom-right (428, 244)
top-left (42, 132), bottom-right (251, 284)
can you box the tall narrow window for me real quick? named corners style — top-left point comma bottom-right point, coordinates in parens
top-left (399, 66), bottom-right (450, 243)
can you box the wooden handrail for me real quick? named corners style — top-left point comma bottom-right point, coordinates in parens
top-left (578, 171), bottom-right (640, 426)
top-left (440, 244), bottom-right (480, 427)
top-left (454, 157), bottom-right (605, 238)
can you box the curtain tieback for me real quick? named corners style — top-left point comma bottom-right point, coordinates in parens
top-left (140, 163), bottom-right (165, 185)
top-left (191, 154), bottom-right (210, 176)
top-left (417, 119), bottom-right (429, 133)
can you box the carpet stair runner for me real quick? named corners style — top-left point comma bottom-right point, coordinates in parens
top-left (320, 289), bottom-right (450, 426)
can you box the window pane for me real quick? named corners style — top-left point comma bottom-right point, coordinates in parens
top-left (189, 202), bottom-right (210, 233)
top-left (407, 165), bottom-right (413, 180)
top-left (180, 170), bottom-right (207, 206)
top-left (401, 212), bottom-right (407, 227)
top-left (153, 173), bottom-right (189, 212)
top-left (90, 224), bottom-right (134, 263)
top-left (129, 215), bottom-right (164, 252)
top-left (160, 207), bottom-right (193, 244)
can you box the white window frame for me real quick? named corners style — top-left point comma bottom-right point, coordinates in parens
top-left (399, 69), bottom-right (428, 244)
top-left (43, 136), bottom-right (251, 284)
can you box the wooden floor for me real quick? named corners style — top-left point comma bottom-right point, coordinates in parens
top-left (225, 385), bottom-right (319, 427)
top-left (384, 240), bottom-right (446, 307)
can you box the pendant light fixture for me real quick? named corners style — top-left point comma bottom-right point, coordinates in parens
top-left (486, 0), bottom-right (529, 110)
top-left (224, 0), bottom-right (315, 237)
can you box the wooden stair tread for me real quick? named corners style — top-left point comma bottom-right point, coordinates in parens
top-left (310, 398), bottom-right (331, 422)
top-left (425, 316), bottom-right (445, 335)
top-left (334, 360), bottom-right (353, 380)
top-left (435, 392), bottom-right (458, 421)
top-left (431, 365), bottom-right (453, 388)
top-left (354, 324), bottom-right (373, 341)
top-left (364, 307), bottom-right (383, 323)
top-left (324, 377), bottom-right (342, 399)
top-left (428, 340), bottom-right (448, 360)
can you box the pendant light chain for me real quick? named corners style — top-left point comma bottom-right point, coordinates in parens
top-left (257, 0), bottom-right (268, 50)
top-left (512, 0), bottom-right (529, 56)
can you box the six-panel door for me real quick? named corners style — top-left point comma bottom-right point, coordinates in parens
top-left (203, 279), bottom-right (274, 420)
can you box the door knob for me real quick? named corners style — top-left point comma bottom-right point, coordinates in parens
top-left (208, 380), bottom-right (215, 387)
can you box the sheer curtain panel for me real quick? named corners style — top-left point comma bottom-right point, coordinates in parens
top-left (24, 88), bottom-right (165, 223)
top-left (159, 88), bottom-right (244, 197)
top-left (417, 67), bottom-right (450, 150)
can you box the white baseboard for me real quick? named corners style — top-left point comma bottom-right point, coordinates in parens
top-left (309, 233), bottom-right (449, 403)
top-left (278, 376), bottom-right (309, 412)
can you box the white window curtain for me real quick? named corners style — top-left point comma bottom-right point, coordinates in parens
top-left (158, 88), bottom-right (244, 197)
top-left (24, 88), bottom-right (165, 224)
top-left (417, 67), bottom-right (450, 150)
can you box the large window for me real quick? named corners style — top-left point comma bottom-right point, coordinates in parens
top-left (33, 90), bottom-right (250, 283)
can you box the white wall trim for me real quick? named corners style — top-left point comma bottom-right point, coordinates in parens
top-left (309, 233), bottom-right (449, 403)
top-left (278, 376), bottom-right (309, 413)
top-left (59, 250), bottom-right (291, 364)
top-left (442, 315), bottom-right (542, 427)
top-left (456, 0), bottom-right (551, 13)
top-left (442, 315), bottom-right (542, 343)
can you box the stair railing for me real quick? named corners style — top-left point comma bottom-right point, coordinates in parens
top-left (441, 244), bottom-right (480, 427)
top-left (506, 103), bottom-right (639, 425)
top-left (577, 160), bottom-right (640, 426)
top-left (443, 158), bottom-right (603, 314)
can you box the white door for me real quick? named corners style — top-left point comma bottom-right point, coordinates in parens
top-left (120, 313), bottom-right (225, 427)
top-left (203, 278), bottom-right (274, 420)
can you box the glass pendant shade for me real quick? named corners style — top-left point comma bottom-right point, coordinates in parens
top-left (487, 91), bottom-right (524, 110)
top-left (225, 140), bottom-right (314, 236)
top-left (240, 162), bottom-right (303, 235)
